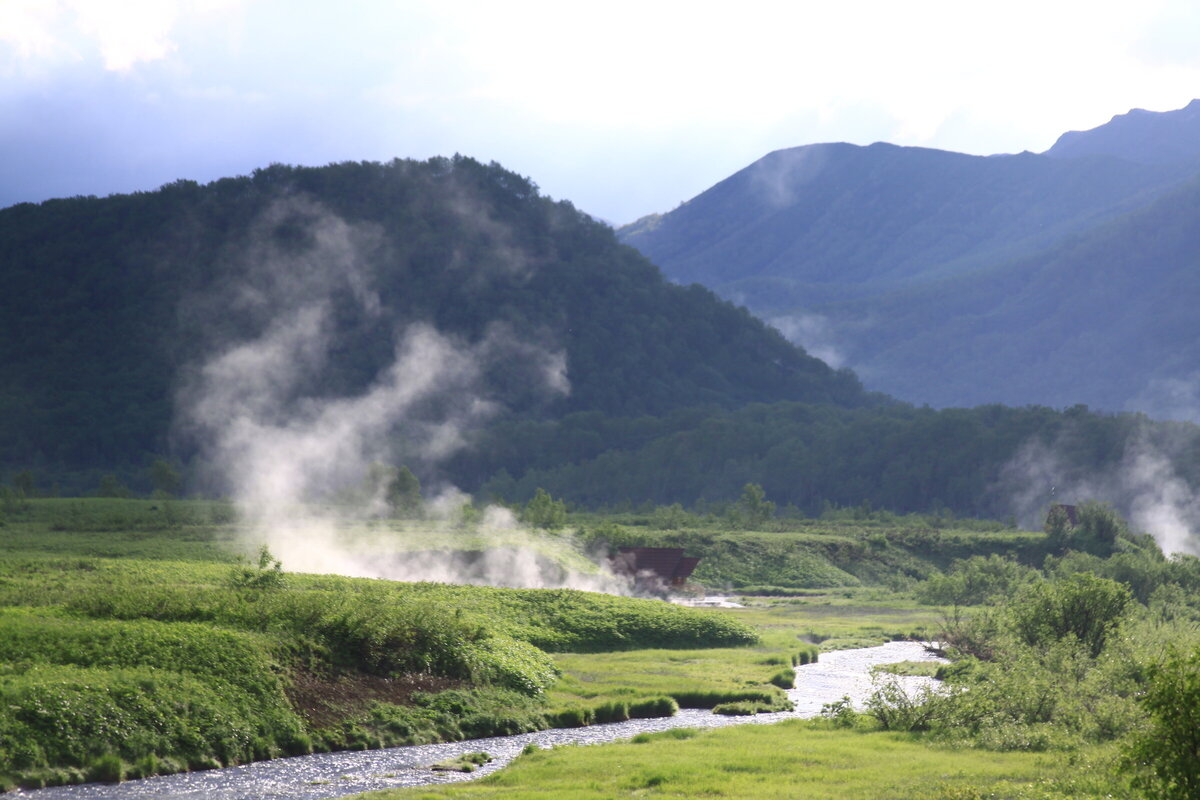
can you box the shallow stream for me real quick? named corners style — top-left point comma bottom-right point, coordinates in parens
top-left (18, 640), bottom-right (943, 800)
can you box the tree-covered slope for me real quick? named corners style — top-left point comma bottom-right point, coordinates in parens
top-left (0, 157), bottom-right (870, 482)
top-left (828, 172), bottom-right (1200, 410)
top-left (619, 141), bottom-right (1183, 312)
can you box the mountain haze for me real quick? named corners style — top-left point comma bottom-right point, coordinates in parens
top-left (619, 100), bottom-right (1200, 414)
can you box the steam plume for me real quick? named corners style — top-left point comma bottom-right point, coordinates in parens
top-left (999, 429), bottom-right (1200, 556)
top-left (177, 195), bottom-right (627, 592)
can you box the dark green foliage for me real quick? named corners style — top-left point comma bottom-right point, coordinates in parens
top-left (547, 707), bottom-right (593, 728)
top-left (1126, 647), bottom-right (1200, 799)
top-left (148, 460), bottom-right (181, 498)
top-left (479, 399), bottom-right (1200, 521)
top-left (317, 689), bottom-right (547, 752)
top-left (1044, 505), bottom-right (1072, 553)
top-left (0, 157), bottom-right (868, 487)
top-left (1007, 573), bottom-right (1131, 658)
top-left (95, 475), bottom-right (130, 499)
top-left (733, 483), bottom-right (774, 528)
top-left (916, 555), bottom-right (1039, 606)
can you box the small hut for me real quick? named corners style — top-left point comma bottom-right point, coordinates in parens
top-left (610, 547), bottom-right (701, 594)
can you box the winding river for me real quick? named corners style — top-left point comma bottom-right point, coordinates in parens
top-left (17, 641), bottom-right (943, 800)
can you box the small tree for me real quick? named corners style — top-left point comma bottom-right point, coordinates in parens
top-left (1044, 504), bottom-right (1072, 552)
top-left (1007, 573), bottom-right (1130, 658)
top-left (735, 483), bottom-right (775, 529)
top-left (522, 488), bottom-right (567, 531)
top-left (1074, 501), bottom-right (1126, 557)
top-left (365, 463), bottom-right (422, 515)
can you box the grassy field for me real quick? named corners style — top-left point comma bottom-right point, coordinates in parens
top-left (0, 499), bottom-right (769, 789)
top-left (5, 496), bottom-right (1155, 797)
top-left (357, 722), bottom-right (1123, 800)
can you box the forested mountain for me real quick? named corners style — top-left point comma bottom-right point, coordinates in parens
top-left (618, 141), bottom-right (1182, 313)
top-left (618, 100), bottom-right (1200, 414)
top-left (1045, 99), bottom-right (1200, 165)
top-left (826, 173), bottom-right (1200, 409)
top-left (0, 156), bottom-right (869, 489)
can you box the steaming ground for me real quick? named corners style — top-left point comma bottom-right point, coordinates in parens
top-left (173, 197), bottom-right (627, 593)
top-left (1000, 430), bottom-right (1200, 556)
top-left (232, 505), bottom-right (632, 594)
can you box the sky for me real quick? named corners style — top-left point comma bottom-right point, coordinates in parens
top-left (2, 0), bottom-right (1200, 224)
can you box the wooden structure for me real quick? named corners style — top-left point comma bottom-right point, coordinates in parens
top-left (610, 547), bottom-right (701, 594)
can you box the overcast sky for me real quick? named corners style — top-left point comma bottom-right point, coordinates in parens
top-left (3, 0), bottom-right (1200, 224)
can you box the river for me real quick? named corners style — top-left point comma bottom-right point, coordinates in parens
top-left (16, 640), bottom-right (943, 800)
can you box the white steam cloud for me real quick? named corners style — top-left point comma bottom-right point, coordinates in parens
top-left (999, 431), bottom-right (1200, 556)
top-left (177, 195), bottom-right (627, 592)
top-left (769, 312), bottom-right (846, 368)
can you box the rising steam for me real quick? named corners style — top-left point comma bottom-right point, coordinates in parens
top-left (177, 195), bottom-right (628, 592)
top-left (999, 429), bottom-right (1200, 556)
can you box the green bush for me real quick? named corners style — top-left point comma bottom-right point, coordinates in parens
top-left (1126, 647), bottom-right (1200, 799)
top-left (629, 696), bottom-right (679, 718)
top-left (768, 669), bottom-right (795, 689)
top-left (916, 554), bottom-right (1038, 606)
top-left (548, 707), bottom-right (593, 728)
top-left (592, 700), bottom-right (631, 724)
top-left (1007, 573), bottom-right (1130, 658)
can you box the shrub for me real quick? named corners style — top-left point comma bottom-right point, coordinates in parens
top-left (548, 707), bottom-right (592, 728)
top-left (592, 700), bottom-right (630, 724)
top-left (916, 554), bottom-right (1038, 606)
top-left (768, 669), bottom-right (795, 689)
top-left (1007, 573), bottom-right (1130, 658)
top-left (820, 696), bottom-right (859, 727)
top-left (629, 696), bottom-right (678, 718)
top-left (1126, 647), bottom-right (1200, 799)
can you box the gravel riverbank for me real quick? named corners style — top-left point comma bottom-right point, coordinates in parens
top-left (16, 641), bottom-right (943, 800)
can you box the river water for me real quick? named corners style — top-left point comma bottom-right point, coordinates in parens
top-left (17, 641), bottom-right (943, 800)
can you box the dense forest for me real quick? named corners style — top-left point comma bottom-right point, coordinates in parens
top-left (0, 156), bottom-right (867, 493)
top-left (6, 156), bottom-right (1200, 531)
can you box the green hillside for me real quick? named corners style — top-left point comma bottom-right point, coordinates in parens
top-left (0, 156), bottom-right (868, 490)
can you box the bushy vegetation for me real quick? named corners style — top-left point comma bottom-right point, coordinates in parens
top-left (0, 500), bottom-right (760, 789)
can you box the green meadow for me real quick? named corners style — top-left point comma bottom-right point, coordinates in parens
top-left (361, 723), bottom-right (1121, 800)
top-left (2, 496), bottom-right (1199, 798)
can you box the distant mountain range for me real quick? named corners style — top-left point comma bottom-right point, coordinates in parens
top-left (619, 99), bottom-right (1200, 414)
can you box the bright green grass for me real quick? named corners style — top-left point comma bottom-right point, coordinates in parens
top-left (358, 722), bottom-right (1124, 800)
top-left (728, 601), bottom-right (943, 650)
top-left (549, 646), bottom-right (792, 710)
